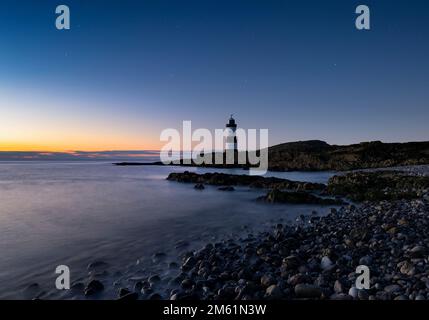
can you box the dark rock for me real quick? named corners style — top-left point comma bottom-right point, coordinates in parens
top-left (118, 288), bottom-right (131, 298)
top-left (133, 282), bottom-right (143, 292)
top-left (194, 183), bottom-right (205, 190)
top-left (330, 293), bottom-right (353, 300)
top-left (260, 274), bottom-right (276, 287)
top-left (170, 291), bottom-right (199, 300)
top-left (358, 290), bottom-right (369, 300)
top-left (152, 252), bottom-right (166, 261)
top-left (398, 261), bottom-right (416, 276)
top-left (167, 171), bottom-right (326, 191)
top-left (118, 292), bottom-right (139, 300)
top-left (182, 256), bottom-right (197, 271)
top-left (288, 274), bottom-right (311, 286)
top-left (384, 284), bottom-right (402, 294)
top-left (333, 280), bottom-right (346, 294)
top-left (265, 285), bottom-right (283, 299)
top-left (181, 279), bottom-right (195, 290)
top-left (359, 255), bottom-right (373, 266)
top-left (149, 293), bottom-right (162, 300)
top-left (148, 275), bottom-right (161, 284)
top-left (409, 245), bottom-right (426, 258)
top-left (281, 255), bottom-right (301, 271)
top-left (294, 284), bottom-right (322, 298)
top-left (141, 287), bottom-right (153, 295)
top-left (84, 280), bottom-right (104, 296)
top-left (218, 186), bottom-right (235, 191)
top-left (260, 189), bottom-right (344, 205)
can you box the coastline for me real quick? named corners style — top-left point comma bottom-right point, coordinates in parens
top-left (162, 198), bottom-right (429, 300)
top-left (19, 165), bottom-right (428, 300)
top-left (3, 162), bottom-right (428, 300)
top-left (113, 140), bottom-right (429, 172)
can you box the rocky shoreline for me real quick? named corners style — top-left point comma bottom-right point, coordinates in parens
top-left (23, 168), bottom-right (429, 300)
top-left (147, 169), bottom-right (429, 300)
top-left (326, 170), bottom-right (429, 202)
top-left (73, 197), bottom-right (429, 301)
top-left (160, 198), bottom-right (429, 300)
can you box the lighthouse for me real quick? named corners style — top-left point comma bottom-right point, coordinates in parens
top-left (225, 115), bottom-right (238, 152)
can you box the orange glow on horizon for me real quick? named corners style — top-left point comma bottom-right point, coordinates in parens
top-left (0, 140), bottom-right (164, 152)
top-left (0, 86), bottom-right (167, 153)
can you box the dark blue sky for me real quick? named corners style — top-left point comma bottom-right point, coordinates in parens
top-left (1, 0), bottom-right (428, 151)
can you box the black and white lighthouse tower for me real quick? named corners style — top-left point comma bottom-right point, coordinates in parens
top-left (225, 115), bottom-right (238, 152)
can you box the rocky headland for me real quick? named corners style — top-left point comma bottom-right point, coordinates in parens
top-left (114, 140), bottom-right (429, 172)
top-left (267, 140), bottom-right (429, 171)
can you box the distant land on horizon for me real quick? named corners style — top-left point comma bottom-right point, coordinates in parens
top-left (112, 140), bottom-right (429, 172)
top-left (2, 140), bottom-right (429, 172)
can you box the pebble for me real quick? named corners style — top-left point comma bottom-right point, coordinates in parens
top-left (384, 284), bottom-right (401, 294)
top-left (265, 285), bottom-right (282, 299)
top-left (320, 256), bottom-right (334, 271)
top-left (118, 292), bottom-right (139, 300)
top-left (294, 284), bottom-right (322, 298)
top-left (148, 275), bottom-right (161, 284)
top-left (348, 287), bottom-right (358, 298)
top-left (260, 274), bottom-right (275, 287)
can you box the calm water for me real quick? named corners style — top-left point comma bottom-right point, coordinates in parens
top-left (0, 162), bottom-right (336, 299)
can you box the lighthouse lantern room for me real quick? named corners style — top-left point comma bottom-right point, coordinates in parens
top-left (225, 115), bottom-right (238, 152)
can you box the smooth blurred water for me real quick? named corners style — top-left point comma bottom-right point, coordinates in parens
top-left (0, 162), bottom-right (336, 299)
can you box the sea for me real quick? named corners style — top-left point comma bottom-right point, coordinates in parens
top-left (0, 160), bottom-right (336, 299)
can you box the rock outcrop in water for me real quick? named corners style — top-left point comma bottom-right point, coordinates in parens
top-left (168, 170), bottom-right (429, 204)
top-left (166, 171), bottom-right (326, 191)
